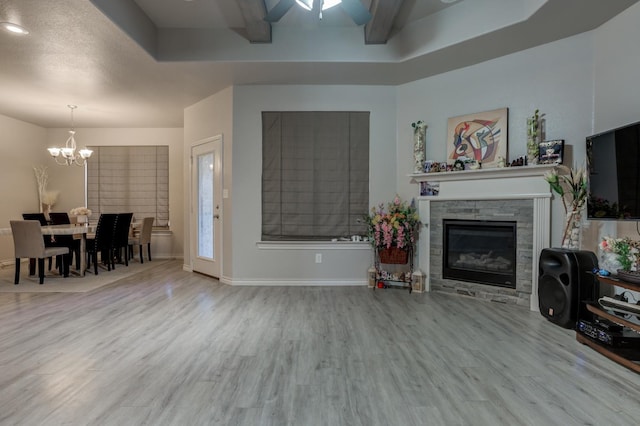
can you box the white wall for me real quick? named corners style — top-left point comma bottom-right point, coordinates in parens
top-left (183, 86), bottom-right (234, 276)
top-left (396, 32), bottom-right (595, 251)
top-left (45, 127), bottom-right (184, 259)
top-left (0, 114), bottom-right (48, 263)
top-left (229, 85), bottom-right (397, 283)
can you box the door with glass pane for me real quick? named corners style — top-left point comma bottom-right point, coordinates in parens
top-left (191, 136), bottom-right (222, 278)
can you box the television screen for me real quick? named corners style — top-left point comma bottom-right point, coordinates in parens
top-left (587, 120), bottom-right (640, 220)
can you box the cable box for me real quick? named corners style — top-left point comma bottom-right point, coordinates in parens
top-left (577, 319), bottom-right (640, 348)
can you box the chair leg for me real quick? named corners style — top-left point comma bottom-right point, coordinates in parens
top-left (139, 245), bottom-right (144, 264)
top-left (29, 258), bottom-right (35, 275)
top-left (38, 258), bottom-right (45, 284)
top-left (147, 243), bottom-right (151, 262)
top-left (15, 258), bottom-right (20, 284)
top-left (63, 254), bottom-right (69, 277)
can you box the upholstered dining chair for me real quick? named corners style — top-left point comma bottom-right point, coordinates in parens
top-left (48, 212), bottom-right (81, 271)
top-left (22, 212), bottom-right (54, 273)
top-left (86, 213), bottom-right (117, 274)
top-left (112, 213), bottom-right (133, 266)
top-left (10, 220), bottom-right (69, 284)
top-left (128, 217), bottom-right (154, 264)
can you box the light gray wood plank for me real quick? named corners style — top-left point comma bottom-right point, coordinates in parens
top-left (0, 259), bottom-right (638, 425)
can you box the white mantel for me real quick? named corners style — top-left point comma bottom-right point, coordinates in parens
top-left (412, 165), bottom-right (555, 311)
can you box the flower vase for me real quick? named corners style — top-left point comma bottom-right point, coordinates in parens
top-left (76, 214), bottom-right (88, 225)
top-left (561, 210), bottom-right (581, 249)
top-left (413, 125), bottom-right (427, 173)
top-left (526, 110), bottom-right (540, 165)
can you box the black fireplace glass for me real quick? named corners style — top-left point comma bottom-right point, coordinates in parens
top-left (443, 219), bottom-right (517, 288)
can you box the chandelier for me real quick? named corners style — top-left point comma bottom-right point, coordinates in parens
top-left (48, 105), bottom-right (93, 166)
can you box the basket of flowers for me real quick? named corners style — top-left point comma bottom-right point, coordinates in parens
top-left (365, 195), bottom-right (421, 264)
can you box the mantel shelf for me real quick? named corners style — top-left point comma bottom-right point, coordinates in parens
top-left (408, 164), bottom-right (557, 183)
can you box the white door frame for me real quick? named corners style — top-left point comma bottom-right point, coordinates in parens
top-left (190, 135), bottom-right (223, 278)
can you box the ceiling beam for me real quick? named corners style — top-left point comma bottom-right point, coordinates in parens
top-left (364, 0), bottom-right (405, 44)
top-left (236, 0), bottom-right (272, 43)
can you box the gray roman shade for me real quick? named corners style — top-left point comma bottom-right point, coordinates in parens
top-left (87, 146), bottom-right (169, 227)
top-left (262, 111), bottom-right (369, 240)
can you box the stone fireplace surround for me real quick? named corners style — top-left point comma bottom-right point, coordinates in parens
top-left (411, 165), bottom-right (555, 311)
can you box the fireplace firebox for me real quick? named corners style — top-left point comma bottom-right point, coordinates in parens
top-left (443, 219), bottom-right (517, 288)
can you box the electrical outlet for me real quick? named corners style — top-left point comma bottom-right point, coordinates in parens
top-left (315, 253), bottom-right (322, 263)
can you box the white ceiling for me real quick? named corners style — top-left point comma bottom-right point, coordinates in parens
top-left (0, 0), bottom-right (637, 128)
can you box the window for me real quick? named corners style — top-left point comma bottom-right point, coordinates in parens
top-left (262, 111), bottom-right (369, 241)
top-left (87, 146), bottom-right (169, 227)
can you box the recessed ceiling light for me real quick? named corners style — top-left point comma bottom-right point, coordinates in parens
top-left (0, 22), bottom-right (29, 35)
top-left (441, 0), bottom-right (457, 3)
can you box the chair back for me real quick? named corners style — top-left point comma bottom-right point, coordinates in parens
top-left (114, 213), bottom-right (134, 246)
top-left (49, 212), bottom-right (71, 225)
top-left (138, 217), bottom-right (155, 244)
top-left (22, 213), bottom-right (47, 225)
top-left (10, 220), bottom-right (45, 258)
top-left (94, 213), bottom-right (118, 250)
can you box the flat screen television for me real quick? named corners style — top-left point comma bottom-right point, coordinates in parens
top-left (587, 120), bottom-right (640, 220)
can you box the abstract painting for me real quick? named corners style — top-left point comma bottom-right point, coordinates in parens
top-left (446, 108), bottom-right (508, 168)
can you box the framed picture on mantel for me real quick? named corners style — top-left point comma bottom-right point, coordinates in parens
top-left (446, 107), bottom-right (508, 169)
top-left (539, 139), bottom-right (564, 164)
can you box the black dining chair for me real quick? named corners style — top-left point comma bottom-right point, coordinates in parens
top-left (112, 213), bottom-right (133, 266)
top-left (86, 213), bottom-right (117, 274)
top-left (48, 212), bottom-right (81, 271)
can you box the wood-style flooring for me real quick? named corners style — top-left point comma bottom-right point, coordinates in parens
top-left (0, 259), bottom-right (638, 425)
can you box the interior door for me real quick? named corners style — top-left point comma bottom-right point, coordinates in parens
top-left (191, 136), bottom-right (222, 278)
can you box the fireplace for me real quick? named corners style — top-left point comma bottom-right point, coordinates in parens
top-left (443, 219), bottom-right (517, 288)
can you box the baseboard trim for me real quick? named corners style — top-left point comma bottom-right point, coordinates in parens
top-left (225, 278), bottom-right (368, 287)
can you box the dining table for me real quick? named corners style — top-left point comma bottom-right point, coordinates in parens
top-left (1, 223), bottom-right (96, 277)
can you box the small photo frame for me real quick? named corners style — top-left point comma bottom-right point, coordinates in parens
top-left (420, 181), bottom-right (440, 196)
top-left (539, 139), bottom-right (564, 164)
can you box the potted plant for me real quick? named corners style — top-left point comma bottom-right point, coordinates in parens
top-left (365, 195), bottom-right (421, 264)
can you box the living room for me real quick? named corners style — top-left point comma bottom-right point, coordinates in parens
top-left (1, 1), bottom-right (640, 423)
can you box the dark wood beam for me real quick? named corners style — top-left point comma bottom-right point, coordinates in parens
top-left (364, 0), bottom-right (405, 44)
top-left (236, 0), bottom-right (272, 43)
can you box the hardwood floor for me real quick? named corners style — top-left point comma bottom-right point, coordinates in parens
top-left (0, 259), bottom-right (637, 425)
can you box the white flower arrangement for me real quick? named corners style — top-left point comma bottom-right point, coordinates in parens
top-left (69, 207), bottom-right (92, 216)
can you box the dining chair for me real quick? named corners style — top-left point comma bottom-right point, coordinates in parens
top-left (48, 212), bottom-right (81, 271)
top-left (22, 212), bottom-right (54, 273)
top-left (10, 220), bottom-right (69, 284)
top-left (112, 213), bottom-right (133, 266)
top-left (86, 213), bottom-right (117, 274)
top-left (128, 217), bottom-right (154, 264)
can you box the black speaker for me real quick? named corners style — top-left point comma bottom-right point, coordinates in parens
top-left (538, 248), bottom-right (598, 329)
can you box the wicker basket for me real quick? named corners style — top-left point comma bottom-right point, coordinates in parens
top-left (378, 247), bottom-right (409, 264)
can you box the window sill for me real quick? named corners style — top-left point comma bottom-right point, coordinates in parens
top-left (257, 241), bottom-right (371, 250)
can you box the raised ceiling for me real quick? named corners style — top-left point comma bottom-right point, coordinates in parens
top-left (0, 0), bottom-right (637, 128)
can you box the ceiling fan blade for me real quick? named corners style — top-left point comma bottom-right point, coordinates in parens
top-left (264, 0), bottom-right (296, 22)
top-left (340, 0), bottom-right (372, 26)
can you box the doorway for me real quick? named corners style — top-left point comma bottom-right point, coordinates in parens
top-left (190, 136), bottom-right (223, 278)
